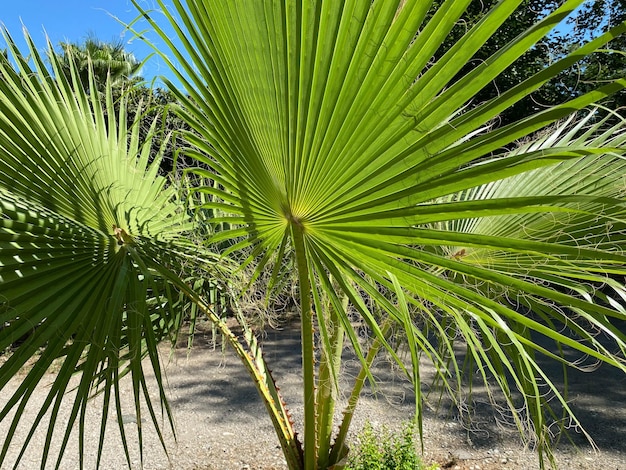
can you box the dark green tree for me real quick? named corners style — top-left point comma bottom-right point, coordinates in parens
top-left (565, 0), bottom-right (626, 109)
top-left (123, 85), bottom-right (195, 174)
top-left (430, 0), bottom-right (574, 125)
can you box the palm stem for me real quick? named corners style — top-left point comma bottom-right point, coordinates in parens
top-left (315, 292), bottom-right (346, 469)
top-left (290, 218), bottom-right (318, 470)
top-left (328, 321), bottom-right (391, 466)
top-left (163, 271), bottom-right (304, 469)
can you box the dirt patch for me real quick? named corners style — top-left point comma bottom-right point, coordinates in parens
top-left (1, 321), bottom-right (625, 469)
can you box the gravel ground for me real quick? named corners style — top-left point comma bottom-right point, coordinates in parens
top-left (1, 321), bottom-right (626, 470)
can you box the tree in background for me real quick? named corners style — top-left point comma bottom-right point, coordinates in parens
top-left (55, 34), bottom-right (143, 93)
top-left (430, 0), bottom-right (626, 123)
top-left (118, 84), bottom-right (194, 174)
top-left (565, 0), bottom-right (626, 109)
top-left (429, 0), bottom-right (566, 125)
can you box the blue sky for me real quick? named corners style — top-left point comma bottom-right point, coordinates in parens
top-left (0, 2), bottom-right (580, 91)
top-left (0, 0), bottom-right (181, 88)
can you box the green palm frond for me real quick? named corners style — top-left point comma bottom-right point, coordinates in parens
top-left (137, 1), bottom-right (626, 468)
top-left (439, 109), bottom-right (626, 243)
top-left (57, 35), bottom-right (143, 92)
top-left (426, 108), bottom-right (626, 447)
top-left (0, 30), bottom-right (216, 469)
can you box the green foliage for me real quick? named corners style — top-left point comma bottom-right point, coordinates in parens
top-left (137, 1), bottom-right (626, 468)
top-left (52, 35), bottom-right (189, 173)
top-left (429, 0), bottom-right (564, 124)
top-left (54, 34), bottom-right (143, 93)
top-left (346, 422), bottom-right (435, 470)
top-left (0, 27), bottom-right (229, 469)
top-left (428, 0), bottom-right (626, 122)
top-left (564, 0), bottom-right (626, 109)
top-left (2, 2), bottom-right (626, 470)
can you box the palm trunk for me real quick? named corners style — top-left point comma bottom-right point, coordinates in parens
top-left (291, 219), bottom-right (318, 470)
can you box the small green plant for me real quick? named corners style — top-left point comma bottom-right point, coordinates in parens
top-left (346, 421), bottom-right (437, 470)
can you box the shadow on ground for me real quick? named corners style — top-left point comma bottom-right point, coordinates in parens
top-left (164, 318), bottom-right (626, 469)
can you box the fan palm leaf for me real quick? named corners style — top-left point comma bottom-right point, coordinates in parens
top-left (135, 1), bottom-right (626, 468)
top-left (57, 35), bottom-right (143, 92)
top-left (0, 30), bottom-right (219, 469)
top-left (427, 107), bottom-right (626, 442)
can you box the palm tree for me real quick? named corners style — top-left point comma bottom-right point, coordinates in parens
top-left (55, 34), bottom-right (143, 93)
top-left (140, 1), bottom-right (626, 468)
top-left (2, 2), bottom-right (626, 470)
top-left (0, 28), bottom-right (241, 469)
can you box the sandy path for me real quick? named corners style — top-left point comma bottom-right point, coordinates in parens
top-left (1, 322), bottom-right (625, 469)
